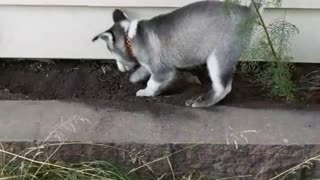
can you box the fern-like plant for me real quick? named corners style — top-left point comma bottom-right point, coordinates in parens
top-left (226, 0), bottom-right (299, 99)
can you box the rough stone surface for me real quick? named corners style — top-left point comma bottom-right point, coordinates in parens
top-left (0, 100), bottom-right (320, 179)
top-left (0, 101), bottom-right (320, 145)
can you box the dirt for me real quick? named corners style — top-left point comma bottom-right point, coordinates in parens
top-left (0, 59), bottom-right (319, 109)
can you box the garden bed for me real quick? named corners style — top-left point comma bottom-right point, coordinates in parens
top-left (0, 59), bottom-right (319, 109)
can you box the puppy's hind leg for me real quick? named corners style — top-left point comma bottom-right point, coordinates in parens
top-left (186, 51), bottom-right (234, 108)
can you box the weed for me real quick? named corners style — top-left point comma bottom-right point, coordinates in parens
top-left (238, 0), bottom-right (299, 99)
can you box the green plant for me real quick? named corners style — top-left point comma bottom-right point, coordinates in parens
top-left (0, 157), bottom-right (134, 180)
top-left (235, 0), bottom-right (299, 99)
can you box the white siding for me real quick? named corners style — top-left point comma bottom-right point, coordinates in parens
top-left (0, 0), bottom-right (319, 8)
top-left (0, 0), bottom-right (318, 62)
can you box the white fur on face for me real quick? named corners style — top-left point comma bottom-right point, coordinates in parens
top-left (128, 20), bottom-right (138, 39)
top-left (136, 77), bottom-right (161, 97)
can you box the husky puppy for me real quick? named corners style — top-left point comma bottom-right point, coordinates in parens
top-left (93, 1), bottom-right (254, 108)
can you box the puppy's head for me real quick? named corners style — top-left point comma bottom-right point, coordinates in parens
top-left (93, 9), bottom-right (136, 72)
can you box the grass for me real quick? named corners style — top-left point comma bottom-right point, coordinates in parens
top-left (269, 154), bottom-right (320, 180)
top-left (0, 143), bottom-right (204, 180)
top-left (0, 115), bottom-right (139, 180)
top-left (0, 158), bottom-right (133, 180)
top-left (3, 143), bottom-right (318, 180)
top-left (0, 114), bottom-right (204, 180)
top-left (0, 143), bottom-right (139, 180)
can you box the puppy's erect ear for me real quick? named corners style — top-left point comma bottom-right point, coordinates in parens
top-left (100, 32), bottom-right (113, 42)
top-left (92, 33), bottom-right (102, 42)
top-left (92, 31), bottom-right (114, 43)
top-left (113, 9), bottom-right (128, 23)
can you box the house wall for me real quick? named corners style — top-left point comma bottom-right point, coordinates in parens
top-left (0, 0), bottom-right (319, 62)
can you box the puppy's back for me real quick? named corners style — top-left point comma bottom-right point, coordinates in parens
top-left (144, 1), bottom-right (251, 67)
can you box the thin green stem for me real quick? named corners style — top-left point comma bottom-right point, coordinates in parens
top-left (251, 0), bottom-right (279, 61)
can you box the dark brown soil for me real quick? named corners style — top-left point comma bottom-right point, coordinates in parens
top-left (0, 59), bottom-right (319, 109)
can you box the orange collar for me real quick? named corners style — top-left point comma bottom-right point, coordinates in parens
top-left (125, 36), bottom-right (134, 58)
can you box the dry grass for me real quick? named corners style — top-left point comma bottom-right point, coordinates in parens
top-left (0, 115), bottom-right (135, 180)
top-left (0, 114), bottom-right (203, 180)
top-left (269, 154), bottom-right (320, 180)
top-left (299, 69), bottom-right (320, 90)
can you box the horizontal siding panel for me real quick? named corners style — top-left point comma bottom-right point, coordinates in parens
top-left (0, 1), bottom-right (318, 62)
top-left (0, 0), bottom-right (319, 9)
top-left (0, 0), bottom-right (203, 7)
top-left (276, 0), bottom-right (320, 9)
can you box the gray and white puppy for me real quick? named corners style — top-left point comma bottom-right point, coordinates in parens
top-left (93, 0), bottom-right (254, 108)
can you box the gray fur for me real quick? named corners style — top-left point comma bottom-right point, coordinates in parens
top-left (93, 0), bottom-right (254, 108)
top-left (129, 66), bottom-right (150, 83)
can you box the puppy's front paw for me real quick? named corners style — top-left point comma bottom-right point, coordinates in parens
top-left (136, 89), bottom-right (154, 97)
